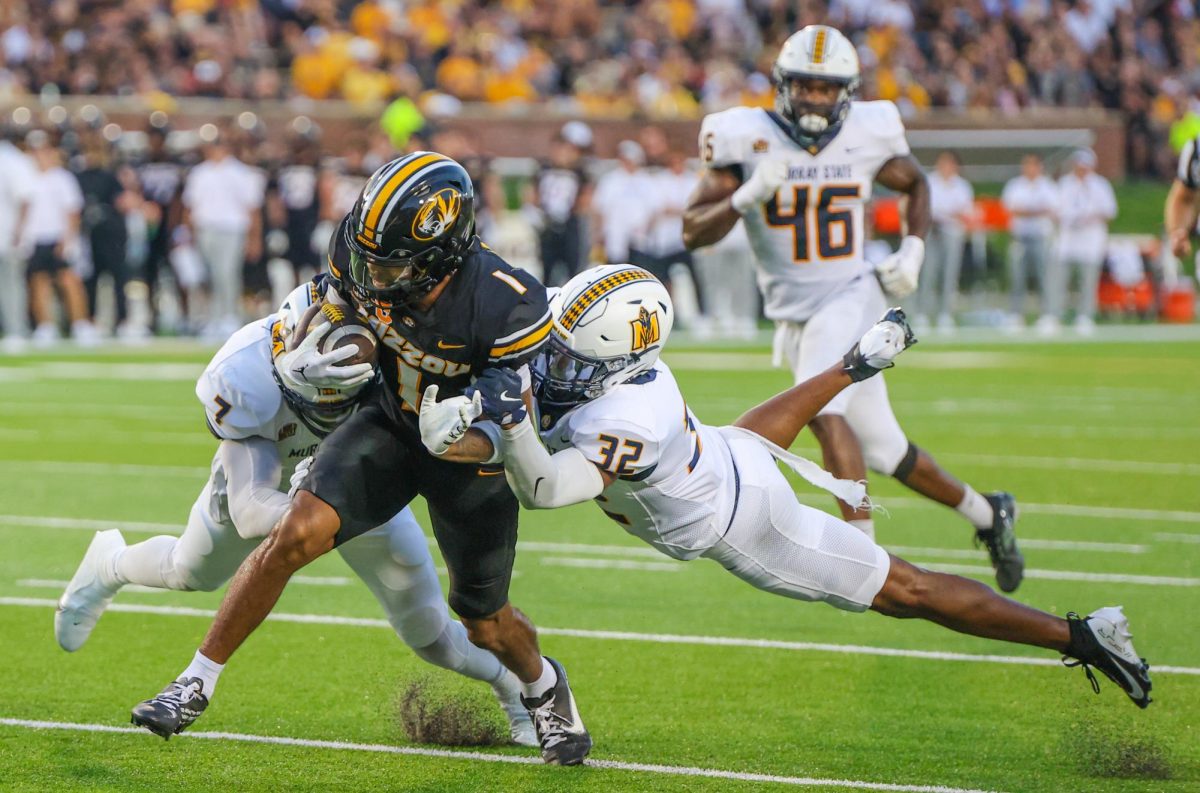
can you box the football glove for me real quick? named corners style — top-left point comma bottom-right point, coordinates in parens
top-left (843, 307), bottom-right (917, 382)
top-left (278, 323), bottom-right (374, 390)
top-left (419, 384), bottom-right (482, 456)
top-left (466, 368), bottom-right (528, 427)
top-left (874, 236), bottom-right (925, 300)
top-left (731, 158), bottom-right (789, 213)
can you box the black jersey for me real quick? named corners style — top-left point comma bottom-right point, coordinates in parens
top-left (327, 216), bottom-right (551, 429)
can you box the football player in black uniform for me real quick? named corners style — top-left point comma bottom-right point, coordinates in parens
top-left (131, 153), bottom-right (592, 765)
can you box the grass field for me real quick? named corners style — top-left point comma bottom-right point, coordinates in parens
top-left (1, 335), bottom-right (1198, 792)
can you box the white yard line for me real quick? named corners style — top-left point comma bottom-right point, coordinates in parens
top-left (938, 453), bottom-right (1200, 476)
top-left (0, 461), bottom-right (208, 478)
top-left (1155, 532), bottom-right (1200, 544)
top-left (0, 515), bottom-right (184, 533)
top-left (14, 577), bottom-right (351, 591)
top-left (794, 494), bottom-right (1200, 525)
top-left (0, 718), bottom-right (1004, 793)
top-left (540, 557), bottom-right (683, 572)
top-left (887, 539), bottom-right (1147, 558)
top-left (921, 563), bottom-right (1200, 587)
top-left (2, 597), bottom-right (1197, 676)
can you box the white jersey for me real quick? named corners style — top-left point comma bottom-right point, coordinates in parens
top-left (195, 315), bottom-right (322, 526)
top-left (699, 102), bottom-right (910, 322)
top-left (542, 362), bottom-right (736, 560)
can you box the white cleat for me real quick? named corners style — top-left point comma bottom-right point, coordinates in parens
top-left (55, 529), bottom-right (126, 652)
top-left (492, 674), bottom-right (539, 747)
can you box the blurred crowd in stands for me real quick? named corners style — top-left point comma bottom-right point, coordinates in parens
top-left (2, 1), bottom-right (1200, 177)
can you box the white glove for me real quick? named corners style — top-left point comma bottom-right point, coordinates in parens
top-left (288, 455), bottom-right (314, 499)
top-left (419, 384), bottom-right (482, 456)
top-left (731, 159), bottom-right (789, 213)
top-left (842, 307), bottom-right (916, 381)
top-left (874, 236), bottom-right (925, 300)
top-left (278, 324), bottom-right (374, 389)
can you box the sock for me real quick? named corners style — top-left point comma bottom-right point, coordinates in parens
top-left (1064, 614), bottom-right (1090, 659)
top-left (520, 656), bottom-right (557, 701)
top-left (849, 519), bottom-right (875, 540)
top-left (181, 650), bottom-right (225, 697)
top-left (956, 486), bottom-right (995, 530)
top-left (114, 536), bottom-right (184, 589)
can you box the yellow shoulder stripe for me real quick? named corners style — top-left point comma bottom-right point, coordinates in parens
top-left (489, 317), bottom-right (552, 358)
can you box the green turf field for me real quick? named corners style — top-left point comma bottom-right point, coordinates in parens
top-left (1, 337), bottom-right (1197, 792)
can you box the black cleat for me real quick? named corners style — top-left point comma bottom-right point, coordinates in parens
top-left (975, 492), bottom-right (1024, 592)
top-left (1064, 607), bottom-right (1152, 709)
top-left (131, 677), bottom-right (209, 739)
top-left (520, 657), bottom-right (592, 766)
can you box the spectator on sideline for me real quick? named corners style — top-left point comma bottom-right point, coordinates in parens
top-left (1053, 148), bottom-right (1117, 334)
top-left (592, 140), bottom-right (653, 265)
top-left (76, 136), bottom-right (136, 334)
top-left (0, 123), bottom-right (36, 351)
top-left (134, 120), bottom-right (188, 333)
top-left (1002, 154), bottom-right (1059, 331)
top-left (918, 150), bottom-right (974, 333)
top-left (633, 149), bottom-right (702, 326)
top-left (21, 132), bottom-right (97, 346)
top-left (182, 129), bottom-right (265, 340)
top-left (692, 219), bottom-right (759, 340)
top-left (533, 122), bottom-right (592, 286)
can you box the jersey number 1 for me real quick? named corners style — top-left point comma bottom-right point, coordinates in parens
top-left (764, 185), bottom-right (860, 262)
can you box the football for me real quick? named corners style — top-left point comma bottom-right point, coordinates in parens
top-left (290, 300), bottom-right (379, 369)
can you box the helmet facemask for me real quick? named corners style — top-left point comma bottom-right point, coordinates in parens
top-left (773, 71), bottom-right (859, 150)
top-left (345, 239), bottom-right (454, 312)
top-left (532, 333), bottom-right (641, 411)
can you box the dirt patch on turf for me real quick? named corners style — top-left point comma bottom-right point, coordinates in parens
top-left (396, 673), bottom-right (509, 747)
top-left (1065, 711), bottom-right (1173, 780)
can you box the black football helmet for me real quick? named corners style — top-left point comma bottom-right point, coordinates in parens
top-left (342, 152), bottom-right (475, 310)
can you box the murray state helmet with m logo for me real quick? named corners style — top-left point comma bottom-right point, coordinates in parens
top-left (534, 264), bottom-right (674, 410)
top-left (343, 152), bottom-right (476, 309)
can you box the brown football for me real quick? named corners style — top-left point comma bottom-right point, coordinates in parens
top-left (290, 301), bottom-right (379, 368)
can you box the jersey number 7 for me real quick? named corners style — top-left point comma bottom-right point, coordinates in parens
top-left (764, 185), bottom-right (860, 262)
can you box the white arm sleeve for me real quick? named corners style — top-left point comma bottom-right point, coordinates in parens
top-left (500, 417), bottom-right (606, 509)
top-left (219, 437), bottom-right (290, 540)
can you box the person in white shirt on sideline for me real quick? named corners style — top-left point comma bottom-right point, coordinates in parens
top-left (182, 130), bottom-right (265, 340)
top-left (634, 150), bottom-right (703, 328)
top-left (20, 132), bottom-right (98, 346)
top-left (917, 151), bottom-right (973, 333)
top-left (0, 123), bottom-right (37, 351)
top-left (1001, 154), bottom-right (1059, 331)
top-left (591, 140), bottom-right (653, 265)
top-left (1052, 148), bottom-right (1117, 335)
top-left (692, 219), bottom-right (759, 340)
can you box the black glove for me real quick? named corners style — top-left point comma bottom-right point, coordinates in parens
top-left (466, 367), bottom-right (527, 426)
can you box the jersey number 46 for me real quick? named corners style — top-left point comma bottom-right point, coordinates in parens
top-left (764, 185), bottom-right (860, 263)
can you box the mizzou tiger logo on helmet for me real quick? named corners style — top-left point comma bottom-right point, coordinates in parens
top-left (630, 306), bottom-right (661, 353)
top-left (412, 188), bottom-right (463, 242)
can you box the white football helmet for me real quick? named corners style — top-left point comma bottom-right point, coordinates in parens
top-left (773, 25), bottom-right (861, 147)
top-left (270, 281), bottom-right (374, 434)
top-left (535, 264), bottom-right (674, 410)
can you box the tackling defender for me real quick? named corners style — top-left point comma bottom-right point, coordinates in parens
top-left (129, 153), bottom-right (591, 765)
top-left (424, 264), bottom-right (1153, 711)
top-left (681, 25), bottom-right (1025, 591)
top-left (56, 280), bottom-right (535, 746)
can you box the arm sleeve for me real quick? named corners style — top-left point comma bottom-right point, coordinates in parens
top-left (218, 438), bottom-right (290, 539)
top-left (500, 417), bottom-right (606, 509)
top-left (1177, 137), bottom-right (1199, 190)
top-left (487, 271), bottom-right (553, 365)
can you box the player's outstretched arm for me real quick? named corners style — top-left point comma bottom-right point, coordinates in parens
top-left (734, 309), bottom-right (915, 449)
top-left (681, 166), bottom-right (742, 250)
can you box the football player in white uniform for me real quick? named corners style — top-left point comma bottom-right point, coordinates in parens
top-left (54, 281), bottom-right (536, 746)
top-left (421, 265), bottom-right (1153, 710)
top-left (682, 25), bottom-right (1026, 592)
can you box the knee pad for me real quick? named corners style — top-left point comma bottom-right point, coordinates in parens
top-left (411, 623), bottom-right (470, 673)
top-left (889, 442), bottom-right (920, 483)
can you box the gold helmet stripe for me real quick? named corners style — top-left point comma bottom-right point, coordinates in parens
top-left (361, 153), bottom-right (447, 239)
top-left (559, 268), bottom-right (656, 332)
top-left (812, 27), bottom-right (828, 65)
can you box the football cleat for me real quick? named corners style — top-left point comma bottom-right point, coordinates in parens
top-left (975, 492), bottom-right (1024, 592)
top-left (1064, 606), bottom-right (1152, 708)
top-left (55, 529), bottom-right (126, 652)
top-left (520, 657), bottom-right (592, 765)
top-left (131, 677), bottom-right (210, 739)
top-left (492, 676), bottom-right (539, 748)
